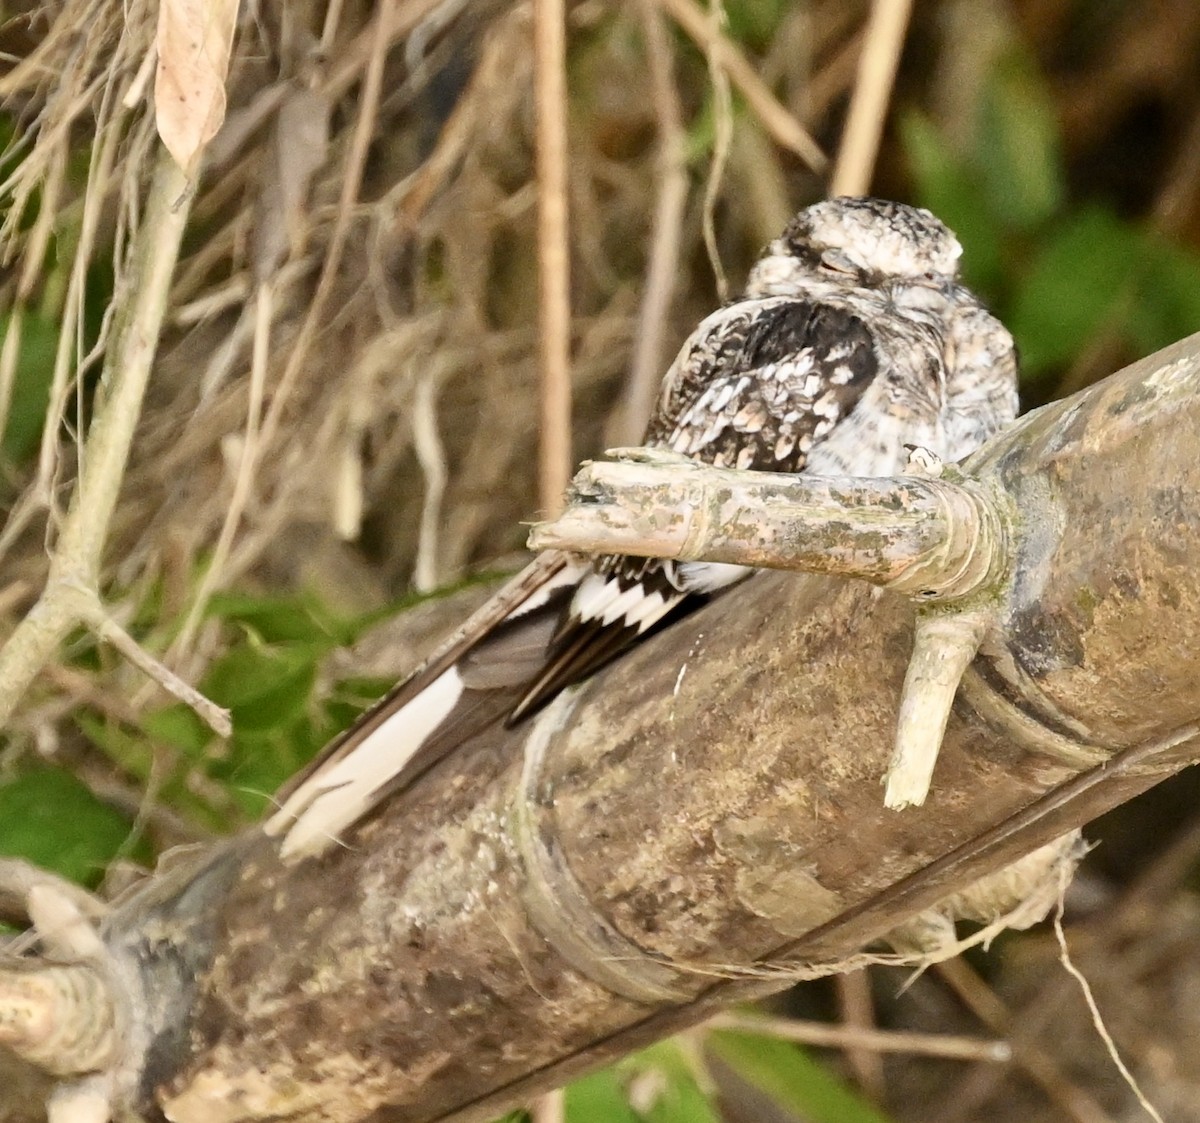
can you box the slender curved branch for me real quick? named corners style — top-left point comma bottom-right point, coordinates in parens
top-left (0, 153), bottom-right (210, 732)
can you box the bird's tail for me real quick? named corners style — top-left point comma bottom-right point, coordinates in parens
top-left (264, 552), bottom-right (587, 862)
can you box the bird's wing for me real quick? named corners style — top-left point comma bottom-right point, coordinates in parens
top-left (508, 297), bottom-right (880, 719)
top-left (267, 298), bottom-right (879, 861)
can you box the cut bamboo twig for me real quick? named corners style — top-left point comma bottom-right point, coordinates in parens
top-left (528, 445), bottom-right (1013, 806)
top-left (527, 448), bottom-right (1008, 601)
top-left (886, 608), bottom-right (990, 809)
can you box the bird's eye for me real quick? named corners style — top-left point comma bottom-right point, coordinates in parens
top-left (820, 252), bottom-right (857, 276)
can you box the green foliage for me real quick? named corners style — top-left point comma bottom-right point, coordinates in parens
top-left (0, 109), bottom-right (117, 471)
top-left (50, 572), bottom-right (521, 845)
top-left (1127, 236), bottom-right (1200, 356)
top-left (902, 41), bottom-right (1200, 393)
top-left (202, 642), bottom-right (322, 734)
top-left (1007, 207), bottom-right (1140, 373)
top-left (69, 589), bottom-right (382, 833)
top-left (562, 1042), bottom-right (722, 1123)
top-left (205, 590), bottom-right (359, 646)
top-left (555, 1033), bottom-right (892, 1123)
top-left (900, 114), bottom-right (1004, 293)
top-left (617, 1043), bottom-right (722, 1123)
top-left (974, 50), bottom-right (1064, 230)
top-left (567, 1070), bottom-right (643, 1123)
top-left (0, 768), bottom-right (137, 885)
top-left (708, 1029), bottom-right (894, 1123)
top-left (0, 311), bottom-right (58, 465)
top-left (65, 576), bottom-right (518, 836)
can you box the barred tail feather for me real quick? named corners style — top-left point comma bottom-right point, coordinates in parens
top-left (264, 549), bottom-right (751, 861)
top-left (264, 553), bottom-right (588, 862)
top-left (266, 666), bottom-right (466, 860)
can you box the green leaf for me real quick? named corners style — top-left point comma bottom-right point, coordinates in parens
top-left (0, 769), bottom-right (131, 886)
top-left (708, 1029), bottom-right (894, 1123)
top-left (621, 1043), bottom-right (722, 1123)
top-left (142, 704), bottom-right (213, 758)
top-left (1009, 207), bottom-right (1141, 373)
top-left (723, 0), bottom-right (788, 51)
top-left (205, 590), bottom-right (351, 646)
top-left (0, 311), bottom-right (59, 465)
top-left (975, 49), bottom-right (1064, 229)
top-left (201, 642), bottom-right (320, 733)
top-left (216, 715), bottom-right (337, 817)
top-left (566, 1069), bottom-right (642, 1123)
top-left (899, 112), bottom-right (1003, 292)
top-left (1129, 237), bottom-right (1200, 355)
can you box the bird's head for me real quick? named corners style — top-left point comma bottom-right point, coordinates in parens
top-left (745, 196), bottom-right (963, 299)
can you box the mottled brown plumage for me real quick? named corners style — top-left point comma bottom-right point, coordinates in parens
top-left (267, 196), bottom-right (1019, 861)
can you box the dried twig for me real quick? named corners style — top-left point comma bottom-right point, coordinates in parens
top-left (320, 0), bottom-right (348, 56)
top-left (80, 593), bottom-right (231, 737)
top-left (534, 0), bottom-right (573, 516)
top-left (614, 0), bottom-right (689, 445)
top-left (656, 0), bottom-right (827, 172)
top-left (411, 370), bottom-right (449, 592)
top-left (835, 972), bottom-right (886, 1096)
top-left (708, 1012), bottom-right (1011, 1063)
top-left (829, 0), bottom-right (914, 196)
top-left (0, 152), bottom-right (205, 732)
top-left (700, 0), bottom-right (734, 300)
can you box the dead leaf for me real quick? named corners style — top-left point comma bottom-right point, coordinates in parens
top-left (155, 0), bottom-right (240, 170)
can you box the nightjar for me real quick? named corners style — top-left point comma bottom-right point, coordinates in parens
top-left (267, 196), bottom-right (1018, 861)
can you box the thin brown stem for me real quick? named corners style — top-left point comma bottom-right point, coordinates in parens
top-left (835, 972), bottom-right (886, 1096)
top-left (615, 0), bottom-right (689, 445)
top-left (656, 0), bottom-right (827, 171)
top-left (829, 0), bottom-right (914, 196)
top-left (534, 0), bottom-right (573, 516)
top-left (0, 151), bottom-right (194, 731)
top-left (708, 1012), bottom-right (1011, 1063)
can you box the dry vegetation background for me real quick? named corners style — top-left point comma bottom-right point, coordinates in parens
top-left (1, 1), bottom-right (1200, 1122)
